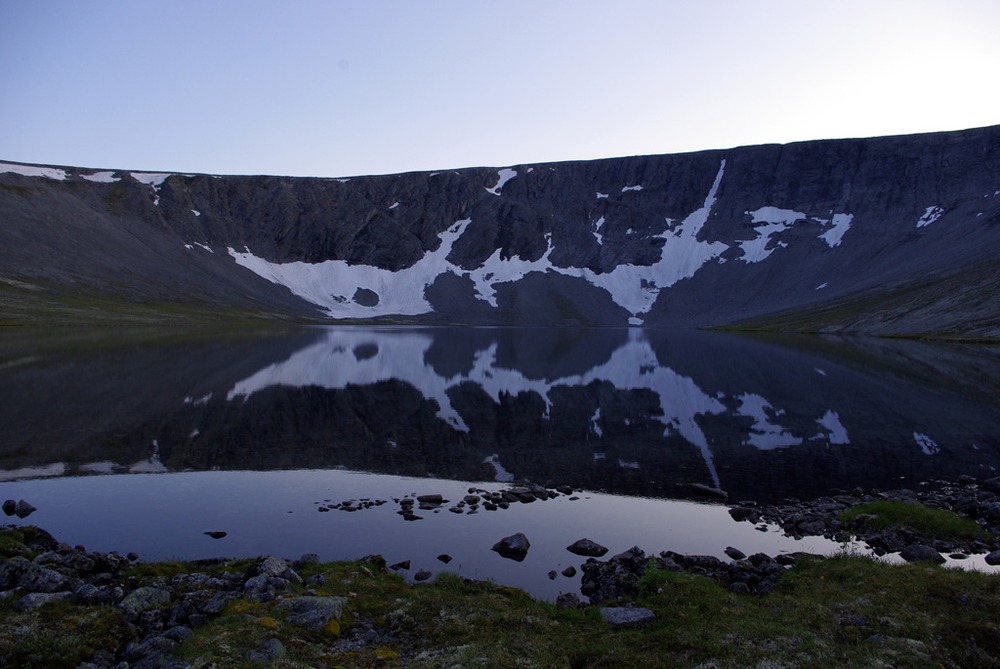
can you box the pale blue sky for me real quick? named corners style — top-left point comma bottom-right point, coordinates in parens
top-left (2, 0), bottom-right (998, 177)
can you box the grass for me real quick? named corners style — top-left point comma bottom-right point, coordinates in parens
top-left (718, 259), bottom-right (1000, 343)
top-left (0, 272), bottom-right (336, 328)
top-left (840, 500), bottom-right (989, 543)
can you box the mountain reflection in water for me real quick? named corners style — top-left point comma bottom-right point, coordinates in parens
top-left (2, 326), bottom-right (999, 503)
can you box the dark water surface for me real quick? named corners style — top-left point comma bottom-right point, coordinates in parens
top-left (2, 326), bottom-right (999, 597)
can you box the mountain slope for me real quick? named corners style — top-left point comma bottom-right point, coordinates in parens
top-left (2, 125), bottom-right (999, 334)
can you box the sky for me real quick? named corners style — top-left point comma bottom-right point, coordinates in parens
top-left (1, 0), bottom-right (998, 178)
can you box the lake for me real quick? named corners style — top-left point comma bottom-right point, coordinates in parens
top-left (2, 326), bottom-right (999, 598)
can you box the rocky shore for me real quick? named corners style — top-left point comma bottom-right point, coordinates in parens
top-left (726, 475), bottom-right (1000, 560)
top-left (3, 475), bottom-right (1000, 667)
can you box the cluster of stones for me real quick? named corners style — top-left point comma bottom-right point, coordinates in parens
top-left (393, 483), bottom-right (573, 521)
top-left (316, 498), bottom-right (388, 513)
top-left (727, 476), bottom-right (1000, 564)
top-left (0, 527), bottom-right (350, 668)
top-left (575, 544), bottom-right (806, 606)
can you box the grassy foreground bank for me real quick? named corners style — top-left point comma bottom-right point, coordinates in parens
top-left (2, 528), bottom-right (1000, 668)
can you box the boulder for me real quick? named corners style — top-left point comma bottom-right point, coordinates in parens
top-left (491, 533), bottom-right (531, 561)
top-left (724, 546), bottom-right (746, 561)
top-left (600, 606), bottom-right (656, 628)
top-left (248, 637), bottom-right (287, 664)
top-left (13, 591), bottom-right (73, 612)
top-left (566, 538), bottom-right (609, 557)
top-left (14, 499), bottom-right (37, 519)
top-left (555, 592), bottom-right (582, 609)
top-left (120, 586), bottom-right (172, 618)
top-left (688, 483), bottom-right (728, 500)
top-left (899, 545), bottom-right (945, 564)
top-left (275, 595), bottom-right (346, 630)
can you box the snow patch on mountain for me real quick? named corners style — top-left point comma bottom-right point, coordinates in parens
top-left (485, 168), bottom-right (517, 195)
top-left (739, 207), bottom-right (804, 263)
top-left (593, 216), bottom-right (606, 244)
top-left (0, 162), bottom-right (67, 180)
top-left (916, 206), bottom-right (945, 228)
top-left (466, 236), bottom-right (557, 307)
top-left (81, 171), bottom-right (120, 183)
top-left (914, 432), bottom-right (940, 455)
top-left (131, 172), bottom-right (172, 187)
top-left (569, 160), bottom-right (729, 321)
top-left (818, 213), bottom-right (853, 247)
top-left (229, 219), bottom-right (472, 318)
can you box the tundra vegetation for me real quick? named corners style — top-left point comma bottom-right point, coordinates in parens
top-left (2, 525), bottom-right (1000, 668)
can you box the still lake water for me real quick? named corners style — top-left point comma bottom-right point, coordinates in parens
top-left (2, 326), bottom-right (999, 598)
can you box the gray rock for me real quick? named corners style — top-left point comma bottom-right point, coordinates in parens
top-left (14, 499), bottom-right (37, 518)
top-left (899, 545), bottom-right (945, 564)
top-left (13, 591), bottom-right (73, 612)
top-left (492, 533), bottom-right (531, 561)
top-left (19, 564), bottom-right (69, 593)
top-left (566, 538), bottom-right (609, 557)
top-left (122, 634), bottom-right (179, 663)
top-left (724, 546), bottom-right (746, 560)
top-left (555, 592), bottom-right (582, 609)
top-left (243, 574), bottom-right (291, 602)
top-left (120, 586), bottom-right (172, 618)
top-left (600, 606), bottom-right (656, 628)
top-left (248, 637), bottom-right (287, 664)
top-left (414, 569), bottom-right (432, 582)
top-left (255, 556), bottom-right (290, 577)
top-left (162, 625), bottom-right (194, 643)
top-left (275, 595), bottom-right (346, 630)
top-left (562, 566), bottom-right (577, 577)
top-left (73, 583), bottom-right (102, 604)
top-left (688, 483), bottom-right (728, 500)
top-left (306, 574), bottom-right (328, 587)
top-left (199, 591), bottom-right (237, 615)
top-left (984, 550), bottom-right (1000, 566)
top-left (1, 499), bottom-right (15, 516)
top-left (0, 556), bottom-right (69, 593)
top-left (296, 553), bottom-right (320, 567)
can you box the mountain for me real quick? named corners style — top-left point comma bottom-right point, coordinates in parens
top-left (2, 125), bottom-right (999, 336)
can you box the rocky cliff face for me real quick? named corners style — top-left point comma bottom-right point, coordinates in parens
top-left (2, 125), bottom-right (999, 334)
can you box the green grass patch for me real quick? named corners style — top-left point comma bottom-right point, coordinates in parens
top-left (840, 500), bottom-right (988, 542)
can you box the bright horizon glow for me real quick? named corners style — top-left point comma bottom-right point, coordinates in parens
top-left (1, 0), bottom-right (998, 178)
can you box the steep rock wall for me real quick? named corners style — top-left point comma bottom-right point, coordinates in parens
top-left (2, 125), bottom-right (999, 333)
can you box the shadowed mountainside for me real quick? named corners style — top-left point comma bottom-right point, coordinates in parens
top-left (2, 125), bottom-right (999, 336)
